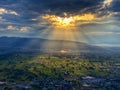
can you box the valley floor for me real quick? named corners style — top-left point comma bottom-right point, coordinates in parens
top-left (0, 54), bottom-right (120, 90)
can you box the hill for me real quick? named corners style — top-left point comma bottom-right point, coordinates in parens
top-left (0, 37), bottom-right (119, 56)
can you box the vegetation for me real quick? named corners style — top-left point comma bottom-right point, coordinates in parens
top-left (0, 53), bottom-right (119, 83)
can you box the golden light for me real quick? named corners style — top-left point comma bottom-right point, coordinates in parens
top-left (41, 13), bottom-right (95, 53)
top-left (55, 17), bottom-right (74, 27)
top-left (41, 13), bottom-right (97, 53)
top-left (60, 50), bottom-right (67, 54)
top-left (42, 13), bottom-right (96, 28)
top-left (42, 14), bottom-right (75, 27)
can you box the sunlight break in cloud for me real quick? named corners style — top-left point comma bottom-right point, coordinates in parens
top-left (0, 8), bottom-right (19, 16)
top-left (7, 25), bottom-right (30, 32)
top-left (42, 13), bottom-right (96, 28)
top-left (20, 27), bottom-right (31, 32)
top-left (103, 0), bottom-right (113, 7)
top-left (7, 25), bottom-right (15, 30)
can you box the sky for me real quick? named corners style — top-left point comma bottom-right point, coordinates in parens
top-left (0, 0), bottom-right (120, 46)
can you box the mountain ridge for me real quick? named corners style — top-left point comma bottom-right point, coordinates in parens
top-left (0, 36), bottom-right (119, 55)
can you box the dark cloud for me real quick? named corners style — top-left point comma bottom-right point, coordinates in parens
top-left (108, 0), bottom-right (120, 20)
top-left (0, 0), bottom-right (104, 15)
top-left (26, 0), bottom-right (104, 16)
top-left (110, 0), bottom-right (120, 12)
top-left (0, 0), bottom-right (114, 18)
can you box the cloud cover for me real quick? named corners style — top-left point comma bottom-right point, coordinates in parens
top-left (0, 0), bottom-right (120, 45)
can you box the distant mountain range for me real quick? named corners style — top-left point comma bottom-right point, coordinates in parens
top-left (0, 37), bottom-right (119, 55)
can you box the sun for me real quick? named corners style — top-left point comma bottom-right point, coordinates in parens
top-left (42, 14), bottom-right (75, 27)
top-left (60, 50), bottom-right (67, 54)
top-left (42, 13), bottom-right (96, 28)
top-left (55, 17), bottom-right (75, 27)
